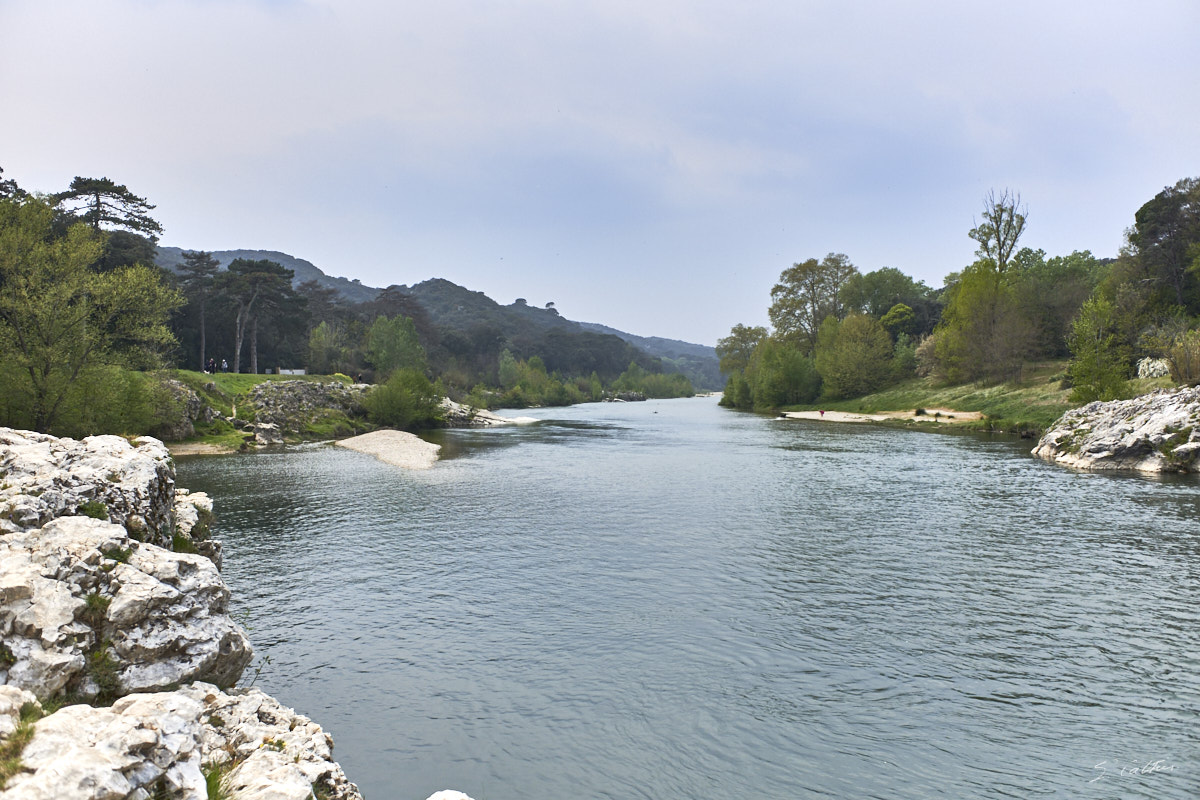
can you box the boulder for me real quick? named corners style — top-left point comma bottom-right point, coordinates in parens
top-left (253, 422), bottom-right (285, 446)
top-left (1033, 387), bottom-right (1200, 471)
top-left (439, 398), bottom-right (538, 427)
top-left (0, 516), bottom-right (252, 700)
top-left (0, 429), bottom-right (177, 548)
top-left (0, 682), bottom-right (363, 800)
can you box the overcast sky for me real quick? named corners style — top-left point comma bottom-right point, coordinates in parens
top-left (3, 0), bottom-right (1197, 345)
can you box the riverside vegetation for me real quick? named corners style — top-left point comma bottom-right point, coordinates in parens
top-left (718, 180), bottom-right (1200, 433)
top-left (0, 168), bottom-right (694, 443)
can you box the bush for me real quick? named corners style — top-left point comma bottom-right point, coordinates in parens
top-left (1166, 329), bottom-right (1200, 386)
top-left (363, 369), bottom-right (442, 430)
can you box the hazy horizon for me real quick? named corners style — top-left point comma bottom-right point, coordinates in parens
top-left (4, 0), bottom-right (1198, 345)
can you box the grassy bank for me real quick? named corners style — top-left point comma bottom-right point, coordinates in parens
top-left (171, 370), bottom-right (361, 450)
top-left (780, 361), bottom-right (1173, 436)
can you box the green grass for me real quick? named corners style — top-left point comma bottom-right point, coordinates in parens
top-left (171, 370), bottom-right (358, 449)
top-left (172, 370), bottom-right (351, 419)
top-left (781, 361), bottom-right (1176, 435)
top-left (0, 702), bottom-right (43, 790)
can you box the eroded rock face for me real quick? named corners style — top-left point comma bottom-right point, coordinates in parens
top-left (0, 427), bottom-right (365, 800)
top-left (0, 428), bottom-right (176, 547)
top-left (246, 381), bottom-right (367, 435)
top-left (0, 682), bottom-right (363, 800)
top-left (1033, 387), bottom-right (1200, 471)
top-left (0, 516), bottom-right (251, 700)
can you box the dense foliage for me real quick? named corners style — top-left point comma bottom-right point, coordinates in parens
top-left (0, 167), bottom-right (696, 438)
top-left (0, 196), bottom-right (182, 434)
top-left (721, 178), bottom-right (1200, 412)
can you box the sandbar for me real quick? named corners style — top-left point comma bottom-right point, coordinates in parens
top-left (780, 408), bottom-right (984, 424)
top-left (335, 429), bottom-right (442, 469)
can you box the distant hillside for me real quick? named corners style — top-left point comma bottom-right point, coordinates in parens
top-left (577, 322), bottom-right (722, 390)
top-left (157, 246), bottom-right (721, 388)
top-left (156, 247), bottom-right (380, 304)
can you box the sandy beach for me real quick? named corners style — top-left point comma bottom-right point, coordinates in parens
top-left (780, 408), bottom-right (984, 425)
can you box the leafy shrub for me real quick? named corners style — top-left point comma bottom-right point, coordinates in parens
top-left (78, 501), bottom-right (109, 520)
top-left (363, 369), bottom-right (442, 430)
top-left (1165, 329), bottom-right (1200, 386)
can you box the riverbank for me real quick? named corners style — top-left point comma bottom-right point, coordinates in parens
top-left (777, 361), bottom-right (1173, 436)
top-left (0, 427), bottom-right (363, 798)
top-left (781, 408), bottom-right (984, 425)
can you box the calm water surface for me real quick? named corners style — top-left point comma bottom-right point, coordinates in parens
top-left (177, 396), bottom-right (1200, 799)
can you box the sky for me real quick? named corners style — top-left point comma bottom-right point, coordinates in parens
top-left (2, 0), bottom-right (1198, 346)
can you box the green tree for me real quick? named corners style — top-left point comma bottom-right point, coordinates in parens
top-left (308, 321), bottom-right (350, 375)
top-left (839, 267), bottom-right (924, 316)
top-left (968, 189), bottom-right (1027, 273)
top-left (0, 198), bottom-right (182, 432)
top-left (813, 313), bottom-right (894, 399)
top-left (216, 258), bottom-right (295, 373)
top-left (769, 253), bottom-right (859, 352)
top-left (1130, 177), bottom-right (1200, 309)
top-left (935, 260), bottom-right (1034, 383)
top-left (1009, 249), bottom-right (1103, 358)
top-left (748, 337), bottom-right (821, 407)
top-left (51, 176), bottom-right (164, 240)
top-left (716, 323), bottom-right (768, 376)
top-left (364, 315), bottom-right (426, 378)
top-left (1067, 296), bottom-right (1130, 402)
top-left (363, 368), bottom-right (442, 430)
top-left (879, 303), bottom-right (917, 339)
top-left (0, 167), bottom-right (26, 202)
top-left (177, 250), bottom-right (220, 370)
top-left (497, 349), bottom-right (521, 389)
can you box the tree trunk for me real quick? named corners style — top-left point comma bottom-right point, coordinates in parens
top-left (198, 296), bottom-right (207, 370)
top-left (250, 314), bottom-right (258, 375)
top-left (233, 306), bottom-right (246, 374)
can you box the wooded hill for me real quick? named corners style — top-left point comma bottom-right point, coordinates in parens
top-left (157, 249), bottom-right (721, 390)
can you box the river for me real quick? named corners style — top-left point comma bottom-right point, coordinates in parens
top-left (176, 395), bottom-right (1199, 799)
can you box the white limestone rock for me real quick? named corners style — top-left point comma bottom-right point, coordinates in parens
top-left (174, 489), bottom-right (221, 568)
top-left (439, 398), bottom-right (538, 427)
top-left (0, 683), bottom-right (362, 800)
top-left (0, 686), bottom-right (38, 739)
top-left (0, 428), bottom-right (176, 548)
top-left (196, 683), bottom-right (363, 800)
top-left (1033, 387), bottom-right (1200, 471)
top-left (0, 516), bottom-right (251, 700)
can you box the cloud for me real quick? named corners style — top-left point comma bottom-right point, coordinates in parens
top-left (3, 0), bottom-right (1199, 343)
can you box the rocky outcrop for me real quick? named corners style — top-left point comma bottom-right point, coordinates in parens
top-left (1033, 387), bottom-right (1200, 471)
top-left (0, 682), bottom-right (362, 800)
top-left (439, 398), bottom-right (538, 427)
top-left (0, 429), bottom-right (177, 545)
top-left (246, 381), bottom-right (368, 436)
top-left (0, 426), bottom-right (366, 799)
top-left (0, 516), bottom-right (252, 700)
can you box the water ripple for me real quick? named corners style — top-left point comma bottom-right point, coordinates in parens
top-left (178, 398), bottom-right (1200, 800)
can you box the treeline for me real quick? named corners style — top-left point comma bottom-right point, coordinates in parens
top-left (721, 180), bottom-right (1200, 410)
top-left (0, 168), bottom-right (692, 436)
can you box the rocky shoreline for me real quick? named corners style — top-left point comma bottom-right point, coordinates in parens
top-left (0, 427), bottom-right (474, 799)
top-left (1033, 387), bottom-right (1200, 472)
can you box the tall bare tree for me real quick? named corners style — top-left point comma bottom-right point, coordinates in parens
top-left (968, 189), bottom-right (1027, 273)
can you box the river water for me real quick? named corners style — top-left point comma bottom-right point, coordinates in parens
top-left (176, 396), bottom-right (1200, 799)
